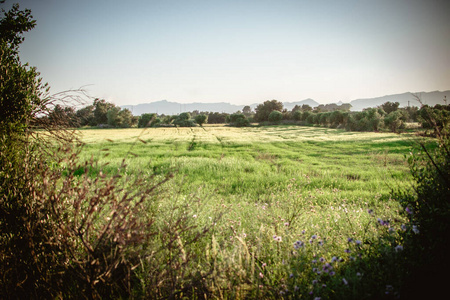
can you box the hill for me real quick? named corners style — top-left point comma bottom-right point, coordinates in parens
top-left (121, 91), bottom-right (449, 115)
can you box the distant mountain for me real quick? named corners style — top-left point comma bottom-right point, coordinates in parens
top-left (122, 98), bottom-right (320, 116)
top-left (349, 91), bottom-right (449, 111)
top-left (121, 91), bottom-right (449, 115)
top-left (122, 100), bottom-right (243, 116)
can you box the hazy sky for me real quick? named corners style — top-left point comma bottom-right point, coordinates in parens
top-left (8, 0), bottom-right (450, 106)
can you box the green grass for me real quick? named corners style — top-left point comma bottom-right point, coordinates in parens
top-left (77, 124), bottom-right (417, 298)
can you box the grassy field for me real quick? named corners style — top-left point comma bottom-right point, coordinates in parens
top-left (77, 125), bottom-right (417, 298)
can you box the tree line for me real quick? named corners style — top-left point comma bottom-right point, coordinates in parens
top-left (47, 97), bottom-right (449, 134)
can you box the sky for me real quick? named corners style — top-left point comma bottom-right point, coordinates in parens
top-left (6, 0), bottom-right (450, 106)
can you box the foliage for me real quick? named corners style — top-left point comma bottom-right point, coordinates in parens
top-left (0, 3), bottom-right (48, 136)
top-left (76, 104), bottom-right (95, 126)
top-left (254, 100), bottom-right (283, 122)
top-left (228, 112), bottom-right (250, 127)
top-left (384, 110), bottom-right (405, 133)
top-left (380, 101), bottom-right (400, 114)
top-left (173, 112), bottom-right (196, 127)
top-left (194, 113), bottom-right (208, 126)
top-left (417, 104), bottom-right (450, 136)
top-left (138, 113), bottom-right (158, 128)
top-left (268, 110), bottom-right (283, 123)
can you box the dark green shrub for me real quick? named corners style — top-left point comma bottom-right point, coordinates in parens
top-left (228, 113), bottom-right (250, 127)
top-left (268, 110), bottom-right (283, 123)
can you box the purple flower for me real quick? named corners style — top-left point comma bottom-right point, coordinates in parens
top-left (345, 248), bottom-right (351, 253)
top-left (294, 240), bottom-right (304, 249)
top-left (405, 207), bottom-right (412, 214)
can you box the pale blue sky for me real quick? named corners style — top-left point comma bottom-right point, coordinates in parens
top-left (8, 0), bottom-right (450, 105)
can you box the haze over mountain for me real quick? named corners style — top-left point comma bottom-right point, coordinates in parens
top-left (122, 90), bottom-right (449, 116)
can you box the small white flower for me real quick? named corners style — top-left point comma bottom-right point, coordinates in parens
top-left (412, 225), bottom-right (419, 234)
top-left (342, 278), bottom-right (348, 285)
top-left (193, 214), bottom-right (197, 218)
top-left (395, 245), bottom-right (404, 252)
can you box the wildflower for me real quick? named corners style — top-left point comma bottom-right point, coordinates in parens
top-left (242, 233), bottom-right (247, 238)
top-left (355, 240), bottom-right (362, 245)
top-left (312, 259), bottom-right (317, 264)
top-left (322, 284), bottom-right (327, 288)
top-left (356, 272), bottom-right (362, 277)
top-left (289, 273), bottom-right (294, 278)
top-left (277, 236), bottom-right (282, 242)
top-left (284, 222), bottom-right (289, 226)
top-left (405, 206), bottom-right (412, 214)
top-left (331, 256), bottom-right (338, 262)
top-left (259, 272), bottom-right (264, 278)
top-left (311, 234), bottom-right (317, 239)
top-left (343, 278), bottom-right (348, 285)
top-left (262, 262), bottom-right (267, 268)
top-left (312, 280), bottom-right (318, 285)
top-left (302, 230), bottom-right (306, 234)
top-left (395, 245), bottom-right (404, 252)
top-left (347, 237), bottom-right (353, 243)
top-left (294, 240), bottom-right (304, 249)
top-left (412, 225), bottom-right (419, 234)
top-left (319, 257), bottom-right (325, 262)
top-left (330, 271), bottom-right (335, 276)
top-left (314, 297), bottom-right (321, 300)
top-left (193, 214), bottom-right (197, 218)
top-left (345, 248), bottom-right (351, 253)
top-left (318, 240), bottom-right (324, 246)
top-left (367, 209), bottom-right (374, 215)
top-left (401, 224), bottom-right (407, 231)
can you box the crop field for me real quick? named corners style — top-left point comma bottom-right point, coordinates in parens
top-left (77, 125), bottom-right (417, 298)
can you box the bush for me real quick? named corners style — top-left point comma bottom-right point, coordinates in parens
top-left (268, 110), bottom-right (283, 123)
top-left (228, 113), bottom-right (250, 127)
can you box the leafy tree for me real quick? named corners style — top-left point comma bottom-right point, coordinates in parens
top-left (93, 98), bottom-right (115, 125)
top-left (194, 114), bottom-right (208, 126)
top-left (228, 113), bottom-right (250, 127)
top-left (0, 3), bottom-right (47, 136)
top-left (48, 104), bottom-right (78, 127)
top-left (118, 108), bottom-right (137, 128)
top-left (76, 105), bottom-right (95, 126)
top-left (242, 105), bottom-right (252, 115)
top-left (380, 101), bottom-right (400, 114)
top-left (384, 110), bottom-right (405, 133)
top-left (292, 110), bottom-right (302, 121)
top-left (173, 112), bottom-right (195, 127)
top-left (268, 110), bottom-right (283, 123)
top-left (301, 104), bottom-right (313, 112)
top-left (138, 113), bottom-right (157, 128)
top-left (254, 100), bottom-right (283, 122)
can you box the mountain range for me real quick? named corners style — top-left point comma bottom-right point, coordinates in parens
top-left (121, 90), bottom-right (449, 116)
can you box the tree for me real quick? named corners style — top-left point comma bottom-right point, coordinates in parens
top-left (173, 112), bottom-right (195, 127)
top-left (243, 105), bottom-right (252, 115)
top-left (268, 110), bottom-right (283, 123)
top-left (93, 98), bottom-right (115, 125)
top-left (76, 105), bottom-right (95, 126)
top-left (301, 104), bottom-right (312, 112)
top-left (0, 3), bottom-right (47, 136)
top-left (138, 113), bottom-right (157, 128)
top-left (384, 110), bottom-right (404, 133)
top-left (228, 113), bottom-right (250, 127)
top-left (194, 114), bottom-right (208, 126)
top-left (380, 101), bottom-right (400, 114)
top-left (254, 100), bottom-right (283, 122)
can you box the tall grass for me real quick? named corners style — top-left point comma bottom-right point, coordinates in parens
top-left (69, 125), bottom-right (418, 298)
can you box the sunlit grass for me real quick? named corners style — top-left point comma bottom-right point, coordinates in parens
top-left (77, 124), bottom-right (416, 297)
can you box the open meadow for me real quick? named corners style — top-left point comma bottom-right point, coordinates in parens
top-left (76, 124), bottom-right (417, 298)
